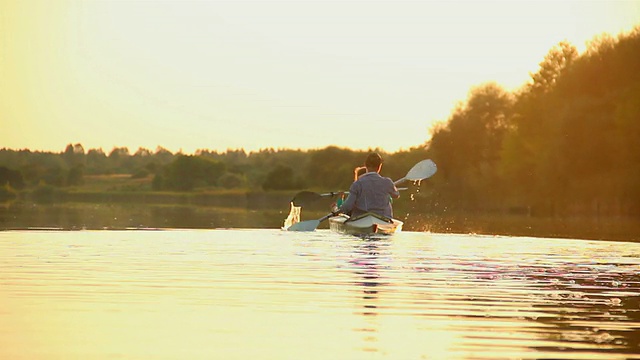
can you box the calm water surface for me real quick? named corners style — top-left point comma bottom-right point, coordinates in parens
top-left (1, 229), bottom-right (639, 359)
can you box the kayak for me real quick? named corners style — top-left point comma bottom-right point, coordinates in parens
top-left (286, 159), bottom-right (436, 233)
top-left (328, 212), bottom-right (403, 236)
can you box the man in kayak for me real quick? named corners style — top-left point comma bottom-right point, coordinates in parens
top-left (336, 152), bottom-right (400, 219)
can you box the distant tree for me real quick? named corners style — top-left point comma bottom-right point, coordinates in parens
top-left (66, 164), bottom-right (85, 186)
top-left (43, 165), bottom-right (65, 186)
top-left (152, 174), bottom-right (164, 191)
top-left (108, 147), bottom-right (134, 173)
top-left (305, 146), bottom-right (362, 189)
top-left (63, 143), bottom-right (86, 168)
top-left (385, 146), bottom-right (430, 181)
top-left (262, 164), bottom-right (296, 190)
top-left (129, 148), bottom-right (157, 178)
top-left (498, 42), bottom-right (579, 207)
top-left (154, 146), bottom-right (175, 166)
top-left (161, 155), bottom-right (226, 191)
top-left (64, 144), bottom-right (73, 154)
top-left (428, 83), bottom-right (513, 209)
top-left (85, 148), bottom-right (108, 174)
top-left (0, 166), bottom-right (25, 190)
top-left (134, 147), bottom-right (152, 157)
top-left (528, 41), bottom-right (578, 95)
top-left (144, 162), bottom-right (160, 174)
top-left (108, 147), bottom-right (130, 159)
top-left (0, 183), bottom-right (18, 201)
top-left (218, 172), bottom-right (246, 189)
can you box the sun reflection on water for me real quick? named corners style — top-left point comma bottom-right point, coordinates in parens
top-left (1, 230), bottom-right (639, 359)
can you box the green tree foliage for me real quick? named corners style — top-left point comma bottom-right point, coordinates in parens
top-left (43, 165), bottom-right (66, 186)
top-left (386, 146), bottom-right (429, 179)
top-left (262, 164), bottom-right (297, 190)
top-left (85, 148), bottom-right (108, 174)
top-left (66, 165), bottom-right (85, 186)
top-left (529, 40), bottom-right (578, 95)
top-left (1, 144), bottom-right (404, 195)
top-left (0, 183), bottom-right (18, 201)
top-left (63, 143), bottom-right (86, 167)
top-left (429, 83), bottom-right (513, 209)
top-left (159, 155), bottom-right (226, 191)
top-left (0, 166), bottom-right (25, 190)
top-left (108, 147), bottom-right (134, 173)
top-left (427, 28), bottom-right (640, 216)
top-left (217, 173), bottom-right (246, 189)
top-left (502, 41), bottom-right (580, 203)
top-left (153, 146), bottom-right (175, 165)
top-left (305, 146), bottom-right (364, 190)
top-left (151, 174), bottom-right (165, 191)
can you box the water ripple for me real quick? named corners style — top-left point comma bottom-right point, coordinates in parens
top-left (1, 229), bottom-right (639, 359)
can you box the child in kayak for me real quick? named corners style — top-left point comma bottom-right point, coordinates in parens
top-left (332, 166), bottom-right (367, 213)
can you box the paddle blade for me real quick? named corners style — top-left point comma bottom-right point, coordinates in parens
top-left (291, 191), bottom-right (323, 207)
top-left (405, 159), bottom-right (437, 181)
top-left (287, 219), bottom-right (321, 232)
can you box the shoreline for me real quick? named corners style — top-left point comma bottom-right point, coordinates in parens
top-left (2, 197), bottom-right (638, 243)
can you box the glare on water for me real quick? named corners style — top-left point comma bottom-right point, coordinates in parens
top-left (1, 229), bottom-right (639, 359)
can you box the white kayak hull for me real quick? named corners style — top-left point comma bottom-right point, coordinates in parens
top-left (328, 212), bottom-right (403, 235)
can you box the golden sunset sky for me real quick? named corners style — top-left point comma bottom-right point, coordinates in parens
top-left (1, 0), bottom-right (638, 154)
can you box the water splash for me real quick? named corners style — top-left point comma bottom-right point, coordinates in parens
top-left (282, 202), bottom-right (301, 230)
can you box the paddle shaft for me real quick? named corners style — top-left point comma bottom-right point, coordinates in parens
top-left (292, 188), bottom-right (408, 207)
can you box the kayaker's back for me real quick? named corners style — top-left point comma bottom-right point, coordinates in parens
top-left (349, 172), bottom-right (398, 218)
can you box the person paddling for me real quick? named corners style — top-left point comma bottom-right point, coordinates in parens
top-left (335, 153), bottom-right (400, 219)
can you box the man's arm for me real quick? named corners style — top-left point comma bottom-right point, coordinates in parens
top-left (389, 178), bottom-right (400, 199)
top-left (338, 183), bottom-right (358, 213)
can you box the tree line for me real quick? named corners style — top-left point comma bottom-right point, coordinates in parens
top-left (0, 143), bottom-right (407, 193)
top-left (1, 27), bottom-right (638, 217)
top-left (427, 27), bottom-right (640, 217)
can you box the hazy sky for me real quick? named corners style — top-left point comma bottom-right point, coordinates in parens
top-left (1, 0), bottom-right (639, 154)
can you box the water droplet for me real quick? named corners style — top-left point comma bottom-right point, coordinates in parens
top-left (610, 298), bottom-right (622, 306)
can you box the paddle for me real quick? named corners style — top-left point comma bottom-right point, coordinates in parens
top-left (287, 159), bottom-right (437, 231)
top-left (393, 159), bottom-right (437, 185)
top-left (292, 188), bottom-right (411, 207)
top-left (291, 190), bottom-right (343, 207)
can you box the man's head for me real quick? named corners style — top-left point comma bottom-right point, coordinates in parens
top-left (365, 152), bottom-right (383, 173)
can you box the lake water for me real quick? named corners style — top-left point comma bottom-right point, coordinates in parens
top-left (1, 229), bottom-right (639, 359)
top-left (2, 202), bottom-right (639, 241)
